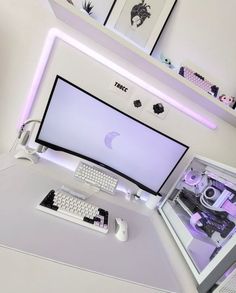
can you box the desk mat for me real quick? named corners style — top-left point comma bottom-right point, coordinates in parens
top-left (0, 163), bottom-right (182, 293)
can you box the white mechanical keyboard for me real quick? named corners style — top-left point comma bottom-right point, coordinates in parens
top-left (74, 162), bottom-right (118, 194)
top-left (37, 189), bottom-right (109, 234)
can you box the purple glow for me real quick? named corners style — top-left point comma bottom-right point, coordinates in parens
top-left (222, 200), bottom-right (236, 216)
top-left (190, 212), bottom-right (202, 228)
top-left (184, 170), bottom-right (202, 186)
top-left (42, 151), bottom-right (77, 171)
top-left (20, 27), bottom-right (217, 129)
top-left (18, 29), bottom-right (56, 128)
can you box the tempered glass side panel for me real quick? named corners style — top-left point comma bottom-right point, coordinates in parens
top-left (159, 156), bottom-right (236, 280)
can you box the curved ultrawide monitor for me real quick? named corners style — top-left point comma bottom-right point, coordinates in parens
top-left (36, 75), bottom-right (189, 195)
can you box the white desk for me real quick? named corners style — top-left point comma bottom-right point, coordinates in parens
top-left (0, 154), bottom-right (197, 293)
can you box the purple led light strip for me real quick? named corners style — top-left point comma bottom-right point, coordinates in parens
top-left (19, 28), bottom-right (217, 129)
top-left (19, 29), bottom-right (56, 128)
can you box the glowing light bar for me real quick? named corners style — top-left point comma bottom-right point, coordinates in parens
top-left (19, 27), bottom-right (217, 129)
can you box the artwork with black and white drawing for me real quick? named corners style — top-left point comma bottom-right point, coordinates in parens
top-left (114, 0), bottom-right (166, 48)
top-left (130, 0), bottom-right (151, 28)
top-left (71, 0), bottom-right (116, 24)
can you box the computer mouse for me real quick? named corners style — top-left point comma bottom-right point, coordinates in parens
top-left (115, 218), bottom-right (128, 242)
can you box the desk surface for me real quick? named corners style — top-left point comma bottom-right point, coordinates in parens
top-left (0, 154), bottom-right (197, 293)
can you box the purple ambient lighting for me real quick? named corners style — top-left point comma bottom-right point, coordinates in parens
top-left (222, 200), bottom-right (236, 217)
top-left (18, 29), bottom-right (56, 128)
top-left (19, 28), bottom-right (217, 129)
top-left (184, 170), bottom-right (202, 186)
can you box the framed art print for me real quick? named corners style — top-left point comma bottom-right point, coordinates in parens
top-left (67, 0), bottom-right (117, 25)
top-left (105, 0), bottom-right (177, 54)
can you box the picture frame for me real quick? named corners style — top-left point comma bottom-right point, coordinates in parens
top-left (67, 0), bottom-right (117, 25)
top-left (105, 0), bottom-right (177, 54)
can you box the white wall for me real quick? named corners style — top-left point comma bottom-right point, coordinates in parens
top-left (0, 0), bottom-right (55, 152)
top-left (0, 0), bottom-right (235, 185)
top-left (152, 0), bottom-right (236, 96)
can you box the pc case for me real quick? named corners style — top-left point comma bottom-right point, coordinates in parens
top-left (212, 263), bottom-right (236, 292)
top-left (158, 155), bottom-right (236, 293)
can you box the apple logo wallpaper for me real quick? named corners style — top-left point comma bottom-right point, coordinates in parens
top-left (104, 131), bottom-right (120, 149)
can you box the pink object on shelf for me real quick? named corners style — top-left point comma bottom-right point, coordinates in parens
top-left (179, 66), bottom-right (219, 97)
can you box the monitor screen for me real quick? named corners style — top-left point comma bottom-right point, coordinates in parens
top-left (36, 75), bottom-right (189, 195)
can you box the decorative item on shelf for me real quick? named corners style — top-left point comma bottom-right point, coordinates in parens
top-left (179, 66), bottom-right (219, 97)
top-left (153, 103), bottom-right (164, 114)
top-left (218, 94), bottom-right (236, 109)
top-left (133, 99), bottom-right (142, 108)
top-left (105, 0), bottom-right (177, 54)
top-left (66, 0), bottom-right (74, 5)
top-left (130, 1), bottom-right (151, 28)
top-left (81, 0), bottom-right (93, 15)
top-left (159, 53), bottom-right (176, 70)
top-left (61, 0), bottom-right (117, 25)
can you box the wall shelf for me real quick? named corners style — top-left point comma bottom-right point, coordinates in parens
top-left (48, 0), bottom-right (236, 128)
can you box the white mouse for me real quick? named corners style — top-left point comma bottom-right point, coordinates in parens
top-left (115, 218), bottom-right (128, 242)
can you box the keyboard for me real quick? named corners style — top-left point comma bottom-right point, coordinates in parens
top-left (74, 162), bottom-right (118, 194)
top-left (37, 189), bottom-right (109, 234)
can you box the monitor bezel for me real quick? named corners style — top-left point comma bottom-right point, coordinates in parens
top-left (36, 75), bottom-right (189, 195)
